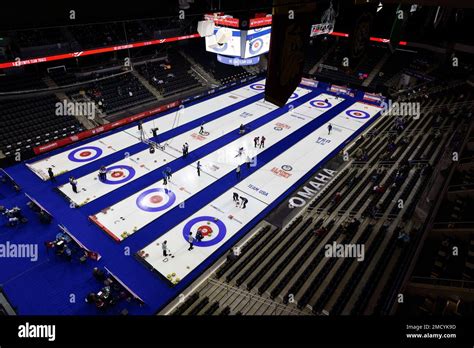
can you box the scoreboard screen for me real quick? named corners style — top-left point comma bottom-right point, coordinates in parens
top-left (205, 26), bottom-right (271, 59)
top-left (242, 26), bottom-right (271, 58)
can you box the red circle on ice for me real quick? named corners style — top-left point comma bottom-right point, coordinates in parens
top-left (150, 195), bottom-right (163, 204)
top-left (111, 171), bottom-right (124, 178)
top-left (68, 146), bottom-right (103, 163)
top-left (345, 109), bottom-right (370, 119)
top-left (198, 225), bottom-right (213, 236)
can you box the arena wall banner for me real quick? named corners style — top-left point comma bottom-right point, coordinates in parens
top-left (250, 17), bottom-right (273, 28)
top-left (300, 77), bottom-right (319, 89)
top-left (204, 14), bottom-right (240, 28)
top-left (33, 101), bottom-right (180, 155)
top-left (0, 34), bottom-right (201, 70)
top-left (265, 0), bottom-right (317, 107)
top-left (363, 92), bottom-right (384, 105)
top-left (329, 84), bottom-right (355, 97)
top-left (0, 31), bottom-right (406, 71)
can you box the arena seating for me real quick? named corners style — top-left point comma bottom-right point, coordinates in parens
top-left (0, 72), bottom-right (47, 92)
top-left (168, 76), bottom-right (474, 316)
top-left (216, 225), bottom-right (272, 279)
top-left (182, 42), bottom-right (255, 84)
top-left (15, 29), bottom-right (64, 48)
top-left (172, 293), bottom-right (200, 315)
top-left (135, 52), bottom-right (203, 97)
top-left (48, 69), bottom-right (79, 86)
top-left (68, 23), bottom-right (127, 50)
top-left (371, 50), bottom-right (416, 89)
top-left (0, 19), bottom-right (188, 63)
top-left (308, 43), bottom-right (387, 88)
top-left (83, 71), bottom-right (155, 114)
top-left (0, 95), bottom-right (84, 160)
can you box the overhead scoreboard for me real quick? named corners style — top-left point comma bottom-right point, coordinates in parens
top-left (202, 13), bottom-right (272, 66)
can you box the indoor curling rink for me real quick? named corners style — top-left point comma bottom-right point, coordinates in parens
top-left (55, 85), bottom-right (311, 207)
top-left (138, 101), bottom-right (382, 284)
top-left (90, 92), bottom-right (343, 241)
top-left (26, 79), bottom-right (268, 181)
